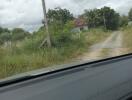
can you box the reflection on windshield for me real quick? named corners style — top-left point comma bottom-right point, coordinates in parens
top-left (0, 0), bottom-right (132, 79)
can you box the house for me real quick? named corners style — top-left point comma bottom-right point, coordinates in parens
top-left (72, 18), bottom-right (88, 33)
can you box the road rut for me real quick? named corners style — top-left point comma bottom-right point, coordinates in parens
top-left (78, 31), bottom-right (126, 62)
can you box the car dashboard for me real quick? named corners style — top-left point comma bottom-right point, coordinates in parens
top-left (0, 55), bottom-right (132, 100)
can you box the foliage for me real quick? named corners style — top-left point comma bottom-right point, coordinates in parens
top-left (83, 9), bottom-right (102, 27)
top-left (0, 27), bottom-right (31, 46)
top-left (0, 27), bottom-right (110, 79)
top-left (47, 7), bottom-right (74, 25)
top-left (0, 32), bottom-right (12, 45)
top-left (0, 27), bottom-right (11, 44)
top-left (83, 7), bottom-right (120, 30)
top-left (129, 8), bottom-right (132, 21)
top-left (0, 6), bottom-right (127, 79)
top-left (40, 8), bottom-right (74, 47)
top-left (120, 15), bottom-right (129, 27)
top-left (0, 27), bottom-right (10, 34)
top-left (122, 26), bottom-right (132, 52)
top-left (46, 9), bottom-right (74, 47)
top-left (12, 28), bottom-right (30, 41)
top-left (101, 7), bottom-right (120, 30)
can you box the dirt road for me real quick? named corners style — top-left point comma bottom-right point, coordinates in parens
top-left (78, 31), bottom-right (126, 62)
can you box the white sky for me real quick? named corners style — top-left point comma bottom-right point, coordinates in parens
top-left (0, 0), bottom-right (132, 32)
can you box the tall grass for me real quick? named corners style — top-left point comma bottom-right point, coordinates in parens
top-left (85, 28), bottom-right (111, 45)
top-left (0, 28), bottom-right (110, 79)
top-left (122, 26), bottom-right (132, 53)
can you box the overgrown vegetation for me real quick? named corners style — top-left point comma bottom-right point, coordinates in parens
top-left (122, 26), bottom-right (132, 53)
top-left (0, 28), bottom-right (110, 78)
top-left (0, 6), bottom-right (132, 79)
top-left (82, 7), bottom-right (120, 30)
top-left (129, 8), bottom-right (132, 21)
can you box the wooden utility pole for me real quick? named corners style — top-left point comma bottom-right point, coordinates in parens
top-left (103, 12), bottom-right (107, 30)
top-left (40, 0), bottom-right (51, 48)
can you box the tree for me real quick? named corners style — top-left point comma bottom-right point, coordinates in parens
top-left (120, 15), bottom-right (129, 27)
top-left (0, 27), bottom-right (11, 45)
top-left (52, 20), bottom-right (74, 46)
top-left (47, 7), bottom-right (74, 26)
top-left (0, 32), bottom-right (12, 45)
top-left (100, 7), bottom-right (120, 30)
top-left (0, 27), bottom-right (10, 34)
top-left (83, 9), bottom-right (102, 28)
top-left (0, 27), bottom-right (4, 34)
top-left (82, 7), bottom-right (120, 30)
top-left (45, 7), bottom-right (74, 46)
top-left (129, 8), bottom-right (132, 21)
top-left (12, 28), bottom-right (30, 41)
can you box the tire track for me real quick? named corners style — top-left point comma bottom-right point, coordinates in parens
top-left (77, 31), bottom-right (124, 62)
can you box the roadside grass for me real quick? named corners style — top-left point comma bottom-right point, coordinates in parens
top-left (122, 26), bottom-right (132, 53)
top-left (101, 48), bottom-right (111, 58)
top-left (85, 28), bottom-right (111, 45)
top-left (0, 28), bottom-right (111, 79)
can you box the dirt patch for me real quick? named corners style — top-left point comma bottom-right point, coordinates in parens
top-left (77, 31), bottom-right (128, 62)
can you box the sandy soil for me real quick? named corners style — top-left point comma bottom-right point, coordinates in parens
top-left (77, 31), bottom-right (127, 62)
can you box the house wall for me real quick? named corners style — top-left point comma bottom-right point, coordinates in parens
top-left (71, 27), bottom-right (81, 33)
top-left (71, 26), bottom-right (88, 33)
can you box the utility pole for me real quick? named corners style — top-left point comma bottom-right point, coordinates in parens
top-left (40, 0), bottom-right (51, 48)
top-left (103, 12), bottom-right (107, 30)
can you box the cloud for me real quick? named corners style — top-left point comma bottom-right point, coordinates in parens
top-left (0, 0), bottom-right (43, 32)
top-left (0, 0), bottom-right (132, 32)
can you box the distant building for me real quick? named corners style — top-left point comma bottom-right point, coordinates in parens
top-left (72, 18), bottom-right (88, 33)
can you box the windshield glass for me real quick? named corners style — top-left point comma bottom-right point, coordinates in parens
top-left (0, 0), bottom-right (132, 79)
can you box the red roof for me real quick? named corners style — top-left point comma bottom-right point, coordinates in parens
top-left (74, 18), bottom-right (87, 27)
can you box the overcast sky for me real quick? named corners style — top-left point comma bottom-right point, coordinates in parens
top-left (0, 0), bottom-right (132, 32)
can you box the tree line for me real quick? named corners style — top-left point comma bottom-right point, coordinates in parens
top-left (42, 7), bottom-right (132, 47)
top-left (46, 6), bottom-right (132, 31)
top-left (0, 6), bottom-right (132, 46)
top-left (82, 7), bottom-right (120, 30)
top-left (0, 28), bottom-right (30, 45)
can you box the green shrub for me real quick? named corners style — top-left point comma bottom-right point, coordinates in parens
top-left (0, 27), bottom-right (111, 79)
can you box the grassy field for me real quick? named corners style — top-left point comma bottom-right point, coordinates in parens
top-left (122, 26), bottom-right (132, 53)
top-left (0, 28), bottom-right (110, 79)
